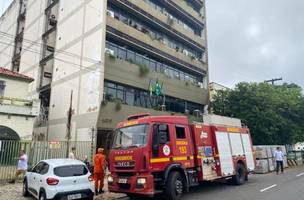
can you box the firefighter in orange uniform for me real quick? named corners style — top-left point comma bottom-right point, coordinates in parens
top-left (93, 148), bottom-right (105, 195)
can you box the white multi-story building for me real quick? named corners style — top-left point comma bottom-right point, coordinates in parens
top-left (0, 0), bottom-right (209, 151)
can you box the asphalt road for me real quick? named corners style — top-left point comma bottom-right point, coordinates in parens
top-left (182, 166), bottom-right (304, 200)
top-left (120, 166), bottom-right (304, 200)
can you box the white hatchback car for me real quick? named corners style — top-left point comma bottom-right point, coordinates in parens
top-left (23, 159), bottom-right (94, 200)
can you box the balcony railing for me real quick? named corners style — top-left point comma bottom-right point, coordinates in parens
top-left (0, 96), bottom-right (39, 116)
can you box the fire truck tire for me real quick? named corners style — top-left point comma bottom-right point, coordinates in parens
top-left (232, 163), bottom-right (246, 185)
top-left (165, 171), bottom-right (184, 200)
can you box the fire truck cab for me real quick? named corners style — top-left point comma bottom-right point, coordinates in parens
top-left (108, 113), bottom-right (255, 200)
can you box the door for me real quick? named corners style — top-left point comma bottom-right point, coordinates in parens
top-left (151, 123), bottom-right (171, 164)
top-left (173, 125), bottom-right (193, 167)
top-left (29, 162), bottom-right (44, 196)
top-left (241, 134), bottom-right (255, 171)
top-left (215, 131), bottom-right (234, 176)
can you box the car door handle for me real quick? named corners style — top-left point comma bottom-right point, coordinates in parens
top-left (40, 180), bottom-right (42, 183)
top-left (33, 177), bottom-right (35, 180)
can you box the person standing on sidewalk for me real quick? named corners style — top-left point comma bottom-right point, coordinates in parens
top-left (274, 147), bottom-right (284, 174)
top-left (93, 148), bottom-right (105, 195)
top-left (9, 150), bottom-right (28, 183)
top-left (69, 147), bottom-right (77, 159)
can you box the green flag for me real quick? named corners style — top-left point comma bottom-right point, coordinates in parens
top-left (155, 81), bottom-right (161, 96)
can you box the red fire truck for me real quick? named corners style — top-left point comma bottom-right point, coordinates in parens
top-left (107, 113), bottom-right (255, 200)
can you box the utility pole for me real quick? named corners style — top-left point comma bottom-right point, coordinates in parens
top-left (66, 90), bottom-right (73, 158)
top-left (90, 127), bottom-right (95, 163)
top-left (264, 77), bottom-right (282, 85)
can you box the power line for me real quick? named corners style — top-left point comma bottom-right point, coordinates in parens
top-left (0, 31), bottom-right (101, 64)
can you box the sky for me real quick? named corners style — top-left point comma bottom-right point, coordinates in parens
top-left (1, 0), bottom-right (304, 88)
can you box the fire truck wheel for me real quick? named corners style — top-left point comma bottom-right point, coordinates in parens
top-left (232, 163), bottom-right (246, 185)
top-left (165, 171), bottom-right (184, 200)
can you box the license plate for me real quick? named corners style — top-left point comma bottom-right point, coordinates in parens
top-left (118, 178), bottom-right (128, 184)
top-left (67, 194), bottom-right (82, 200)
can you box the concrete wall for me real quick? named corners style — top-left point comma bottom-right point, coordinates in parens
top-left (0, 0), bottom-right (19, 69)
top-left (46, 0), bottom-right (107, 141)
top-left (0, 76), bottom-right (29, 99)
top-left (0, 114), bottom-right (35, 140)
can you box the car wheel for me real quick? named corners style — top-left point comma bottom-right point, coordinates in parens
top-left (232, 163), bottom-right (246, 185)
top-left (39, 191), bottom-right (47, 200)
top-left (165, 171), bottom-right (184, 200)
top-left (22, 179), bottom-right (29, 197)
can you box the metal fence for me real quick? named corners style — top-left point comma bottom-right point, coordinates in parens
top-left (0, 140), bottom-right (93, 182)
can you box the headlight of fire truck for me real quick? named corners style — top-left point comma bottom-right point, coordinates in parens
top-left (137, 178), bottom-right (146, 185)
top-left (107, 175), bottom-right (114, 184)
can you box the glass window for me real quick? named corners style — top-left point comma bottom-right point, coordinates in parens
top-left (117, 47), bottom-right (126, 60)
top-left (113, 124), bottom-right (149, 148)
top-left (0, 80), bottom-right (5, 96)
top-left (54, 165), bottom-right (88, 177)
top-left (40, 163), bottom-right (49, 175)
top-left (126, 50), bottom-right (135, 62)
top-left (116, 85), bottom-right (124, 101)
top-left (135, 54), bottom-right (143, 64)
top-left (126, 88), bottom-right (134, 105)
top-left (149, 60), bottom-right (156, 71)
top-left (176, 126), bottom-right (186, 139)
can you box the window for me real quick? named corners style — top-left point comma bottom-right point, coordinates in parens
top-left (0, 80), bottom-right (5, 97)
top-left (176, 126), bottom-right (186, 139)
top-left (54, 165), bottom-right (88, 177)
top-left (32, 162), bottom-right (49, 175)
top-left (104, 80), bottom-right (204, 115)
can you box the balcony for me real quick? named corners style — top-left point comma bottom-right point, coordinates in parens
top-left (122, 0), bottom-right (205, 47)
top-left (104, 54), bottom-right (208, 105)
top-left (106, 16), bottom-right (207, 72)
top-left (0, 96), bottom-right (39, 116)
top-left (169, 0), bottom-right (203, 22)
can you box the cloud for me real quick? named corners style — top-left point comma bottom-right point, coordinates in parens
top-left (206, 0), bottom-right (304, 88)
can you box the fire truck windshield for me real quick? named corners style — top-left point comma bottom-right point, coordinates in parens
top-left (112, 124), bottom-right (149, 149)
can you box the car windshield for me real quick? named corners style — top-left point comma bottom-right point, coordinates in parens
top-left (112, 124), bottom-right (149, 149)
top-left (54, 165), bottom-right (88, 177)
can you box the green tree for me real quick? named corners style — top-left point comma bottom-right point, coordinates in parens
top-left (211, 82), bottom-right (304, 145)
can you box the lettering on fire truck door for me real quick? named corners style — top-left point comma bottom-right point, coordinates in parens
top-left (215, 131), bottom-right (234, 176)
top-left (174, 125), bottom-right (192, 167)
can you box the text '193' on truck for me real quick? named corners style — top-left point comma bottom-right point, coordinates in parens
top-left (107, 113), bottom-right (256, 200)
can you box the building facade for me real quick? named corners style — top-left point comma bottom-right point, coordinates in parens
top-left (0, 0), bottom-right (209, 149)
top-left (209, 82), bottom-right (230, 102)
top-left (0, 67), bottom-right (38, 140)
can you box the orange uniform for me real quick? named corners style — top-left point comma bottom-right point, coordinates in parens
top-left (93, 148), bottom-right (105, 193)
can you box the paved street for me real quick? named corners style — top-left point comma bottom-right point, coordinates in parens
top-left (182, 166), bottom-right (304, 200)
top-left (1, 166), bottom-right (303, 200)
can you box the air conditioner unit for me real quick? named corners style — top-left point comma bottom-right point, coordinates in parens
top-left (105, 48), bottom-right (114, 55)
top-left (107, 10), bottom-right (115, 18)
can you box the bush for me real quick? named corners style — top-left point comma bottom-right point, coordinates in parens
top-left (138, 64), bottom-right (150, 77)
